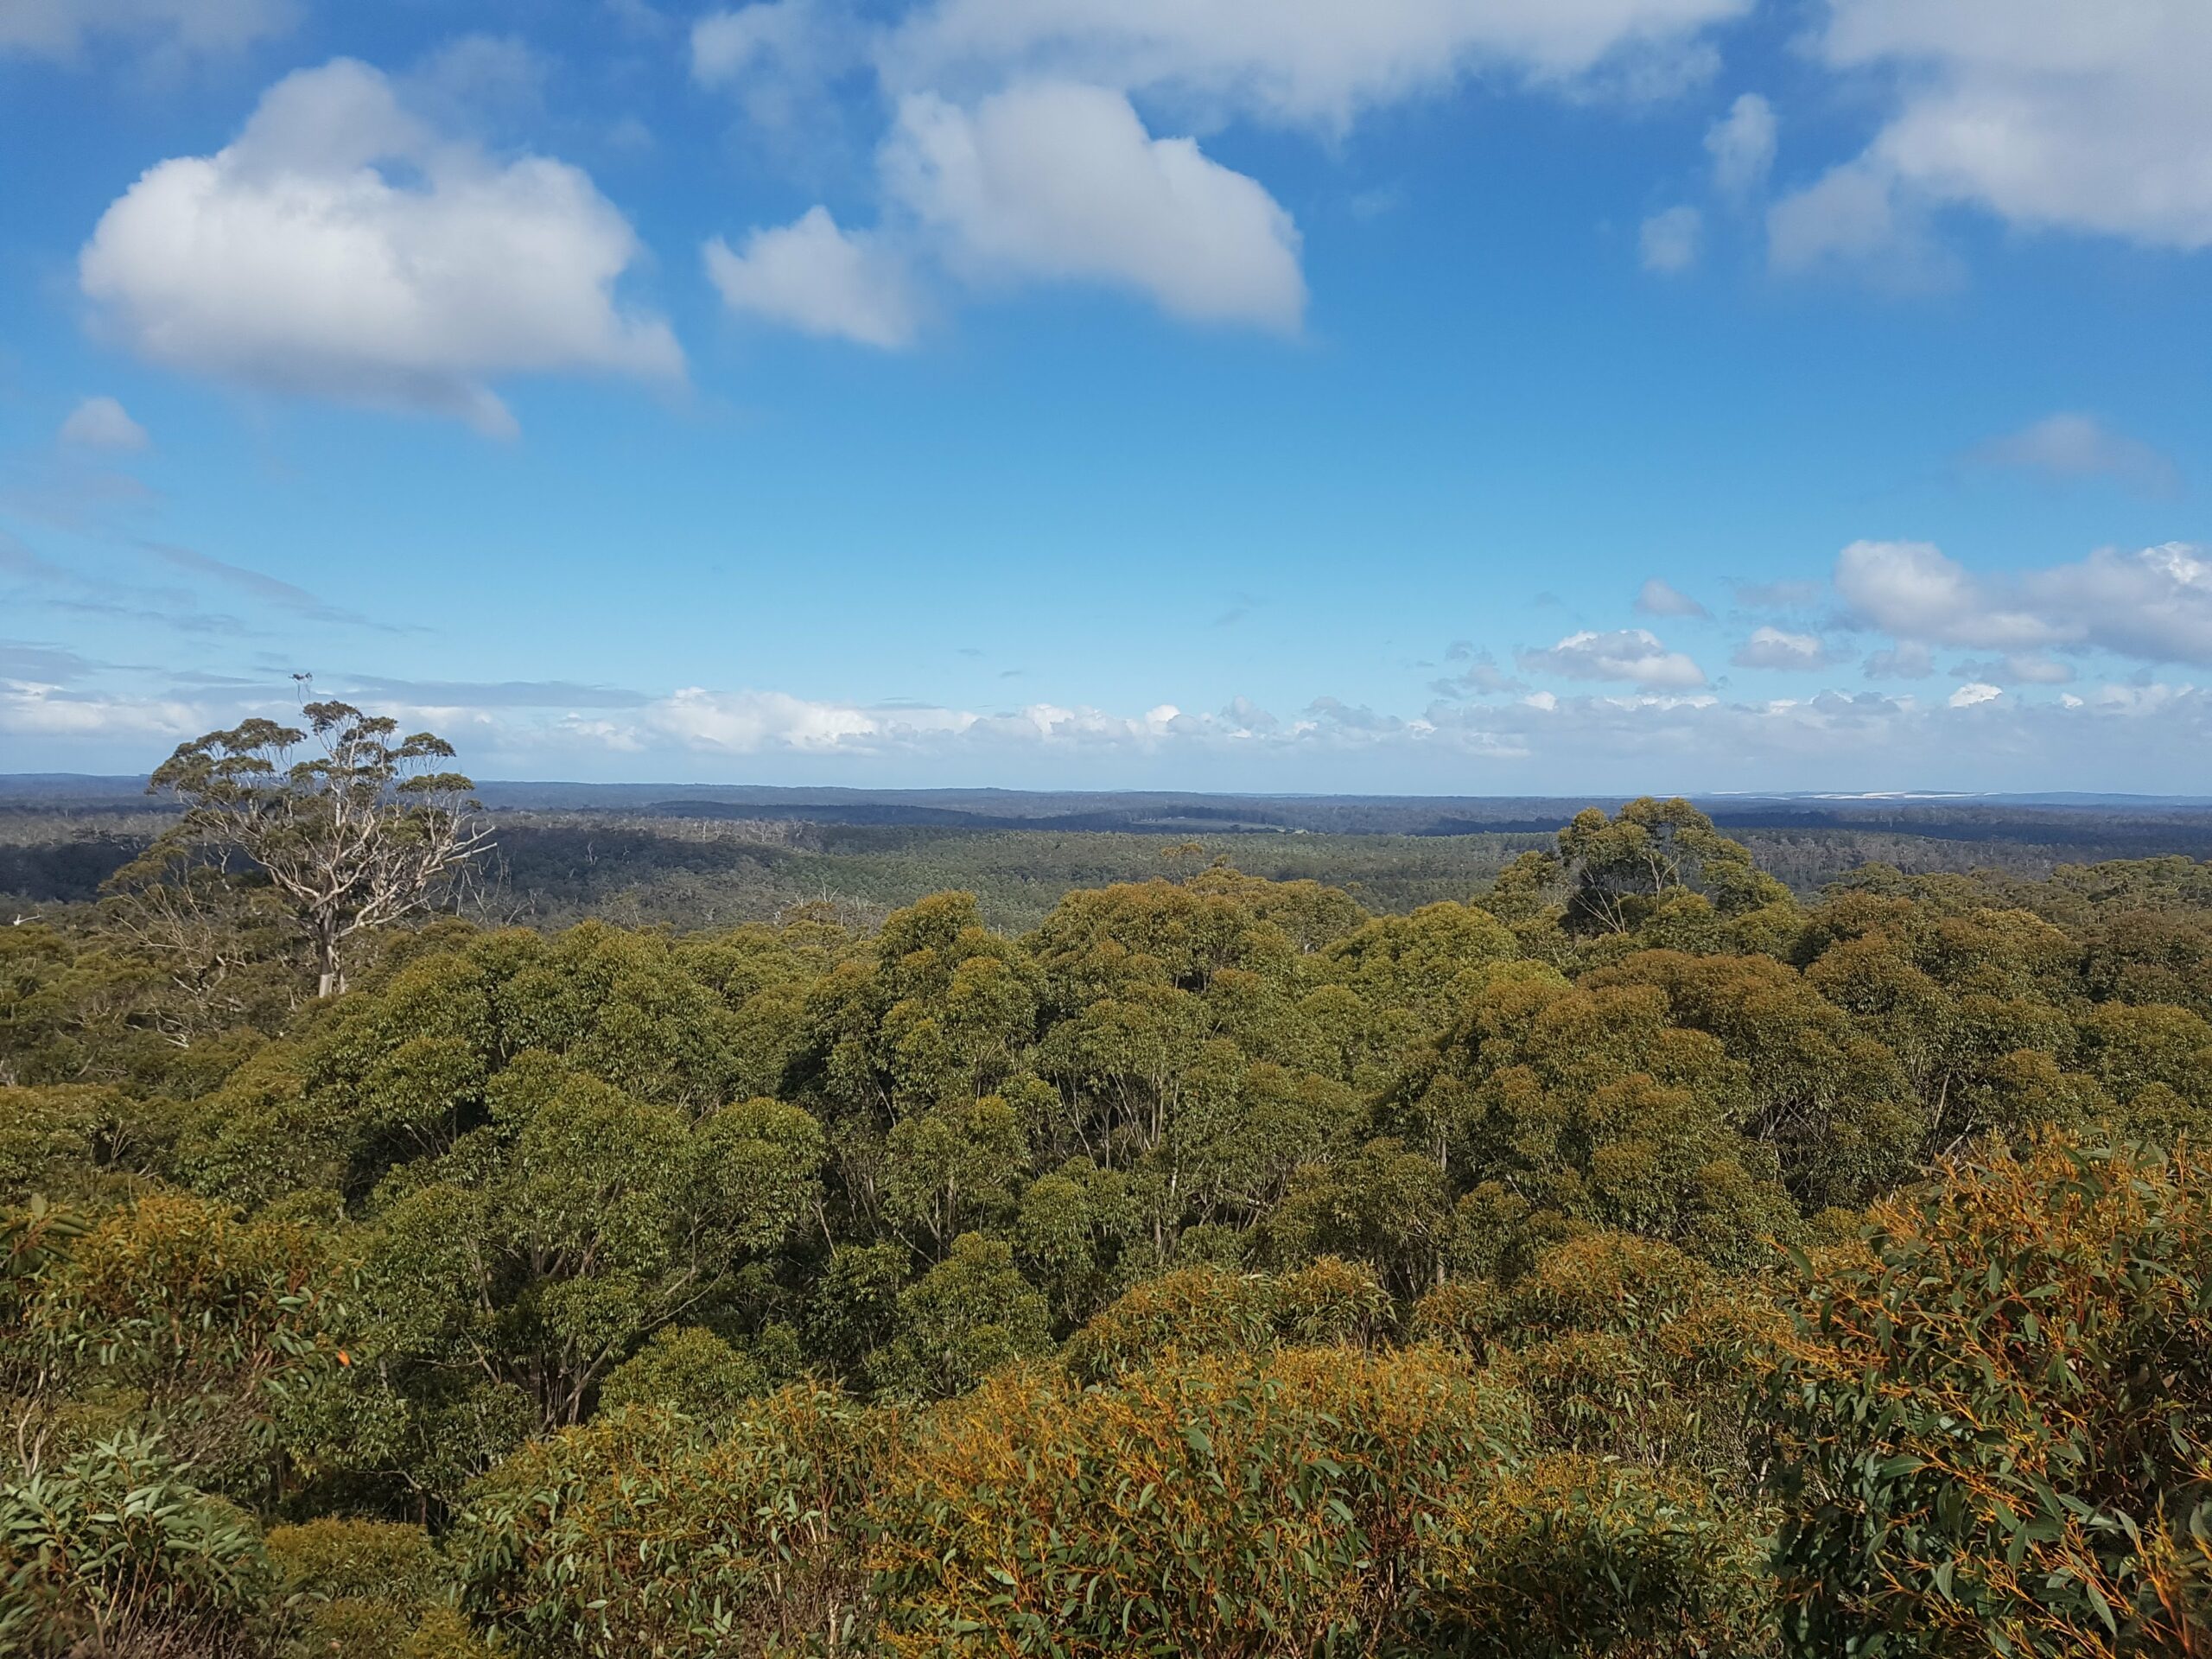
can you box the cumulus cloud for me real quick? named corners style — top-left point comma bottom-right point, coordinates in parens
top-left (1705, 92), bottom-right (1775, 196)
top-left (691, 0), bottom-right (866, 132)
top-left (1634, 576), bottom-right (1708, 618)
top-left (1519, 627), bottom-right (1707, 690)
top-left (1639, 205), bottom-right (1700, 272)
top-left (58, 396), bottom-right (147, 451)
top-left (79, 59), bottom-right (682, 435)
top-left (705, 207), bottom-right (920, 346)
top-left (880, 81), bottom-right (1306, 330)
top-left (1220, 695), bottom-right (1278, 733)
top-left (1836, 538), bottom-right (2212, 666)
top-left (1766, 157), bottom-right (1957, 286)
top-left (1964, 412), bottom-right (2180, 498)
top-left (1835, 539), bottom-right (2056, 652)
top-left (1731, 626), bottom-right (1843, 671)
top-left (1773, 0), bottom-right (2212, 273)
top-left (686, 0), bottom-right (1756, 341)
top-left (0, 0), bottom-right (290, 58)
top-left (17, 663), bottom-right (2212, 790)
top-left (878, 0), bottom-right (1755, 130)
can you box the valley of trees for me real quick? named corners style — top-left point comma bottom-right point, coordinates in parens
top-left (3, 712), bottom-right (2210, 1655)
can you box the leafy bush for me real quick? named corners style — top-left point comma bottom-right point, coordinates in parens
top-left (872, 1344), bottom-right (1526, 1656)
top-left (868, 1231), bottom-right (1052, 1402)
top-left (451, 1387), bottom-right (894, 1657)
top-left (1058, 1262), bottom-right (1281, 1383)
top-left (1765, 1138), bottom-right (2212, 1656)
top-left (1061, 1255), bottom-right (1393, 1384)
top-left (1421, 1453), bottom-right (1777, 1657)
top-left (595, 1324), bottom-right (767, 1428)
top-left (0, 1430), bottom-right (274, 1657)
top-left (26, 1192), bottom-right (335, 1494)
top-left (1497, 1233), bottom-right (1779, 1486)
top-left (264, 1516), bottom-right (449, 1658)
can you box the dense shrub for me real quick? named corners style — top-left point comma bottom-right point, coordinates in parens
top-left (264, 1515), bottom-right (480, 1658)
top-left (872, 1344), bottom-right (1526, 1656)
top-left (1765, 1138), bottom-right (2212, 1656)
top-left (1496, 1233), bottom-right (1780, 1487)
top-left (594, 1323), bottom-right (770, 1427)
top-left (27, 1192), bottom-right (335, 1494)
top-left (1421, 1453), bottom-right (1777, 1657)
top-left (450, 1387), bottom-right (894, 1657)
top-left (0, 1430), bottom-right (273, 1657)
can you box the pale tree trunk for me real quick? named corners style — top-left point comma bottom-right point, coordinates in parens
top-left (315, 918), bottom-right (345, 999)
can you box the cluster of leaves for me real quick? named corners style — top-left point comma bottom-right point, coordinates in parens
top-left (5, 794), bottom-right (2212, 1653)
top-left (1766, 1138), bottom-right (2212, 1656)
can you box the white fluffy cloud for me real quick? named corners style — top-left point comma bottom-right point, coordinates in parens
top-left (58, 396), bottom-right (148, 451)
top-left (1704, 92), bottom-right (1775, 195)
top-left (694, 0), bottom-right (1750, 343)
top-left (1731, 626), bottom-right (1841, 671)
top-left (880, 0), bottom-right (1755, 130)
top-left (1766, 158), bottom-right (1956, 285)
top-left (1836, 540), bottom-right (2056, 651)
top-left (79, 60), bottom-right (681, 435)
top-left (1965, 412), bottom-right (2179, 498)
top-left (1519, 627), bottom-right (1707, 690)
top-left (1835, 538), bottom-right (2212, 666)
top-left (705, 207), bottom-right (920, 347)
top-left (1638, 205), bottom-right (1700, 272)
top-left (1774, 1), bottom-right (2212, 270)
top-left (0, 0), bottom-right (289, 58)
top-left (630, 685), bottom-right (1258, 756)
top-left (880, 81), bottom-right (1305, 330)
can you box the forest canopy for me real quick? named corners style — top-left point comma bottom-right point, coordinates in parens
top-left (4, 727), bottom-right (2210, 1656)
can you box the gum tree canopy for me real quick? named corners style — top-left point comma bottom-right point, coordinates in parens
top-left (149, 701), bottom-right (490, 997)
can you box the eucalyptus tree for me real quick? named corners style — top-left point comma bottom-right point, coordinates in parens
top-left (148, 701), bottom-right (492, 996)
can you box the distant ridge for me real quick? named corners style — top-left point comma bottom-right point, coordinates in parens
top-left (5, 774), bottom-right (2211, 837)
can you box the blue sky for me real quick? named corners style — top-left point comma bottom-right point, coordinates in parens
top-left (4, 0), bottom-right (2212, 792)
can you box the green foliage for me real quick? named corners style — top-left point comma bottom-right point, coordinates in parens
top-left (873, 1344), bottom-right (1527, 1656)
top-left (595, 1324), bottom-right (767, 1428)
top-left (1059, 1254), bottom-right (1390, 1384)
top-left (264, 1516), bottom-right (451, 1659)
top-left (451, 1389), bottom-right (893, 1657)
top-left (28, 1191), bottom-right (335, 1495)
top-left (868, 1231), bottom-right (1052, 1402)
top-left (0, 1429), bottom-right (274, 1657)
top-left (1765, 1138), bottom-right (2212, 1656)
top-left (1422, 1453), bottom-right (1777, 1657)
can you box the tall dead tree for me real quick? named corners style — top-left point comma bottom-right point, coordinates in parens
top-left (149, 701), bottom-right (493, 997)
